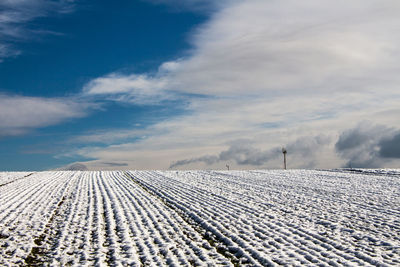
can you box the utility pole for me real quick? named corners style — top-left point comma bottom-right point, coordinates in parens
top-left (282, 147), bottom-right (287, 170)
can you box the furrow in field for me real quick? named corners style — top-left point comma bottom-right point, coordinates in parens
top-left (115, 171), bottom-right (232, 266)
top-left (130, 171), bottom-right (272, 266)
top-left (43, 171), bottom-right (115, 266)
top-left (0, 172), bottom-right (32, 187)
top-left (1, 170), bottom-right (398, 266)
top-left (0, 172), bottom-right (62, 219)
top-left (205, 170), bottom-right (400, 244)
top-left (91, 171), bottom-right (108, 265)
top-left (0, 172), bottom-right (67, 227)
top-left (208, 171), bottom-right (398, 262)
top-left (29, 170), bottom-right (233, 266)
top-left (46, 171), bottom-right (93, 265)
top-left (107, 171), bottom-right (175, 266)
top-left (25, 172), bottom-right (83, 265)
top-left (156, 171), bottom-right (343, 265)
top-left (131, 170), bottom-right (400, 266)
top-left (0, 172), bottom-right (78, 266)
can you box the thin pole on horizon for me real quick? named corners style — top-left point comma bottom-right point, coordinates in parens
top-left (282, 147), bottom-right (287, 170)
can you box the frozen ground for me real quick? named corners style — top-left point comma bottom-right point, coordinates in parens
top-left (0, 172), bottom-right (32, 187)
top-left (0, 170), bottom-right (399, 266)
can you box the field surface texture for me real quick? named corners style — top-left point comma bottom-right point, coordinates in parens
top-left (0, 170), bottom-right (399, 266)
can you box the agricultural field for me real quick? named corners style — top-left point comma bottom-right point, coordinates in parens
top-left (0, 170), bottom-right (399, 266)
top-left (0, 172), bottom-right (32, 187)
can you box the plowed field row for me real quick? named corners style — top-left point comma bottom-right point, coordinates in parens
top-left (129, 170), bottom-right (400, 266)
top-left (0, 170), bottom-right (399, 266)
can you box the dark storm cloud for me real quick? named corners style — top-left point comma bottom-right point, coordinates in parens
top-left (170, 136), bottom-right (330, 169)
top-left (169, 155), bottom-right (219, 169)
top-left (169, 140), bottom-right (278, 169)
top-left (379, 133), bottom-right (400, 158)
top-left (335, 128), bottom-right (370, 151)
top-left (335, 124), bottom-right (399, 167)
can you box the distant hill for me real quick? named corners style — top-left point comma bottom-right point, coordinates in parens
top-left (57, 163), bottom-right (88, 171)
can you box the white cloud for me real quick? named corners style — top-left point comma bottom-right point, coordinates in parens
top-left (89, 0), bottom-right (400, 99)
top-left (0, 0), bottom-right (75, 61)
top-left (0, 94), bottom-right (91, 137)
top-left (69, 128), bottom-right (149, 144)
top-left (0, 43), bottom-right (20, 62)
top-left (74, 0), bottom-right (400, 169)
top-left (169, 0), bottom-right (400, 97)
top-left (83, 73), bottom-right (172, 105)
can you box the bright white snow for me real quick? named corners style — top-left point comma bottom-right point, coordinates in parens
top-left (0, 172), bottom-right (32, 186)
top-left (0, 170), bottom-right (399, 266)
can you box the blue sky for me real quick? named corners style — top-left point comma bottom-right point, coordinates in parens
top-left (0, 0), bottom-right (203, 170)
top-left (1, 0), bottom-right (400, 171)
top-left (1, 1), bottom-right (205, 96)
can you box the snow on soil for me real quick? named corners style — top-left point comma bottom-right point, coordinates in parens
top-left (0, 172), bottom-right (32, 186)
top-left (0, 170), bottom-right (399, 266)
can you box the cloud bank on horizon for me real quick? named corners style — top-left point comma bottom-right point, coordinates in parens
top-left (1, 0), bottom-right (400, 170)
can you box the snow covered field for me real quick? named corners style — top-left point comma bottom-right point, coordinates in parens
top-left (0, 172), bottom-right (32, 187)
top-left (0, 170), bottom-right (399, 266)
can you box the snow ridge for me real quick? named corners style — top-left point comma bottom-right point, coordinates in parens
top-left (0, 170), bottom-right (399, 266)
